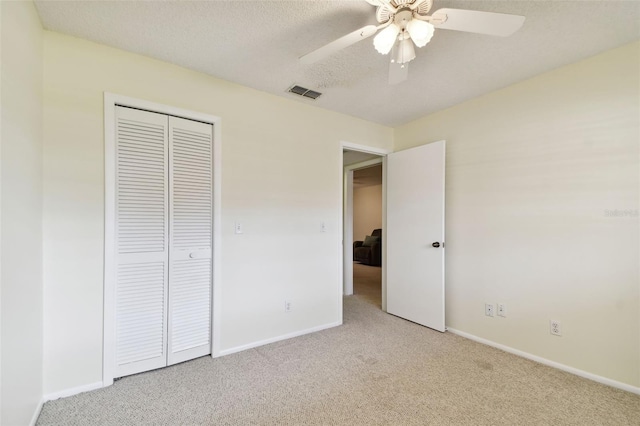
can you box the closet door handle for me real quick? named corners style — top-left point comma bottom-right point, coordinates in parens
top-left (189, 252), bottom-right (197, 259)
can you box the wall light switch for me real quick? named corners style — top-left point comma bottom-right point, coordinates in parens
top-left (234, 222), bottom-right (243, 234)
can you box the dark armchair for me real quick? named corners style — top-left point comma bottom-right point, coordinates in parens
top-left (353, 229), bottom-right (382, 266)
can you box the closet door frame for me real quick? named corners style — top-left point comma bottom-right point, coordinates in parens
top-left (103, 93), bottom-right (222, 387)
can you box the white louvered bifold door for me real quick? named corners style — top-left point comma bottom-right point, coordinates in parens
top-left (114, 106), bottom-right (169, 377)
top-left (167, 116), bottom-right (213, 365)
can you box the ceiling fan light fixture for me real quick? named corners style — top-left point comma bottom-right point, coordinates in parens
top-left (406, 19), bottom-right (435, 47)
top-left (373, 23), bottom-right (400, 54)
top-left (395, 37), bottom-right (416, 64)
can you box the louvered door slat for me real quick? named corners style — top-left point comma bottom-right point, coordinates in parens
top-left (170, 258), bottom-right (211, 352)
top-left (116, 106), bottom-right (167, 254)
top-left (168, 116), bottom-right (213, 365)
top-left (114, 106), bottom-right (169, 378)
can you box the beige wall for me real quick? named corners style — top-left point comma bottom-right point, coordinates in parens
top-left (395, 42), bottom-right (640, 387)
top-left (42, 31), bottom-right (393, 395)
top-left (0, 1), bottom-right (44, 423)
top-left (353, 184), bottom-right (383, 242)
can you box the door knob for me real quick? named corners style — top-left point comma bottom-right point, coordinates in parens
top-left (432, 242), bottom-right (441, 248)
top-left (189, 252), bottom-right (197, 258)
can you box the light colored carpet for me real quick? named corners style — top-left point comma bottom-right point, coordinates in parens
top-left (38, 264), bottom-right (639, 425)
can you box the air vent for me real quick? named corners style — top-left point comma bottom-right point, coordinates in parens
top-left (287, 85), bottom-right (322, 100)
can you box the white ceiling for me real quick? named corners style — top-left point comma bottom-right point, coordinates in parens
top-left (34, 0), bottom-right (640, 127)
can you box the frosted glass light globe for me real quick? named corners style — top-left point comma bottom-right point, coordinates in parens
top-left (406, 19), bottom-right (435, 48)
top-left (373, 24), bottom-right (400, 54)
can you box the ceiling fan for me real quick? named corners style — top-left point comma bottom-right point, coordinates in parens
top-left (299, 0), bottom-right (525, 85)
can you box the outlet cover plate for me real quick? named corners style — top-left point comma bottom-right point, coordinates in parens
top-left (497, 304), bottom-right (506, 317)
top-left (485, 303), bottom-right (494, 317)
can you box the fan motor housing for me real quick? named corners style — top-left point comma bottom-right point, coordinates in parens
top-left (394, 8), bottom-right (414, 30)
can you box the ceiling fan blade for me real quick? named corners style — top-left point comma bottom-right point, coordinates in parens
top-left (300, 25), bottom-right (379, 65)
top-left (431, 8), bottom-right (525, 37)
top-left (389, 61), bottom-right (409, 85)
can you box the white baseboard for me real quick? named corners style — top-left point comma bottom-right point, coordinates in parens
top-left (43, 381), bottom-right (104, 402)
top-left (29, 398), bottom-right (44, 426)
top-left (446, 328), bottom-right (640, 395)
top-left (217, 321), bottom-right (342, 357)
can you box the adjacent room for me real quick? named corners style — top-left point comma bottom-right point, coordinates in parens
top-left (1, 0), bottom-right (639, 425)
top-left (352, 164), bottom-right (383, 306)
top-left (343, 149), bottom-right (384, 308)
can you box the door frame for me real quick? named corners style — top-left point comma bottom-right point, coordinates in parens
top-left (340, 142), bottom-right (390, 312)
top-left (103, 93), bottom-right (222, 387)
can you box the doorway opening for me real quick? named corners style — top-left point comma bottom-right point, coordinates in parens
top-left (352, 164), bottom-right (383, 307)
top-left (342, 146), bottom-right (387, 312)
top-left (341, 140), bottom-right (447, 333)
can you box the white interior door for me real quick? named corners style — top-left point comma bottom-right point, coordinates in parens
top-left (114, 106), bottom-right (170, 377)
top-left (112, 106), bottom-right (213, 377)
top-left (167, 116), bottom-right (213, 365)
top-left (386, 141), bottom-right (446, 332)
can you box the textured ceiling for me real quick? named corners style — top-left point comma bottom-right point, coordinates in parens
top-left (35, 0), bottom-right (640, 127)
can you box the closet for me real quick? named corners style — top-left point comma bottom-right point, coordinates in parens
top-left (112, 105), bottom-right (213, 378)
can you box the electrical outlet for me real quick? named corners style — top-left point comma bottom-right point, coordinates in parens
top-left (550, 320), bottom-right (562, 336)
top-left (485, 303), bottom-right (494, 317)
top-left (497, 304), bottom-right (506, 317)
top-left (321, 222), bottom-right (327, 233)
top-left (234, 222), bottom-right (243, 234)
top-left (285, 301), bottom-right (292, 313)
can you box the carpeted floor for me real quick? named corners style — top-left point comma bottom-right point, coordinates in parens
top-left (38, 263), bottom-right (640, 425)
top-left (352, 262), bottom-right (382, 308)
